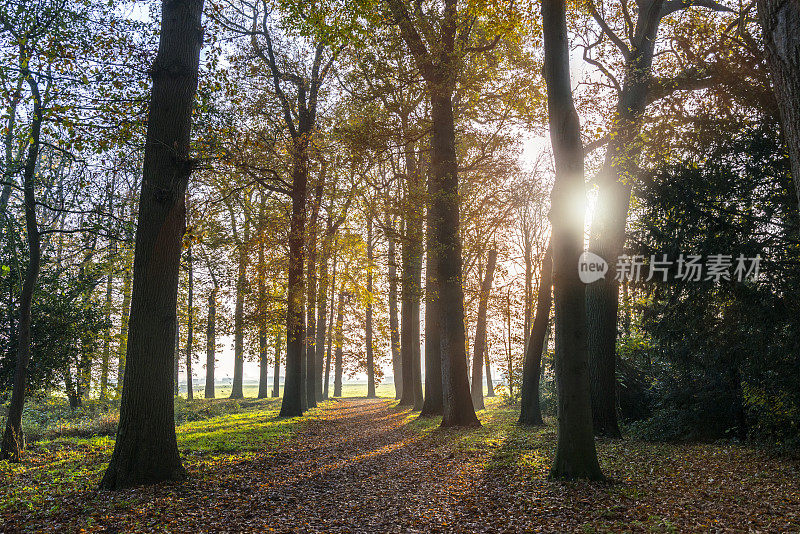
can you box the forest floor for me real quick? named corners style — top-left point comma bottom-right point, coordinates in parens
top-left (2, 394), bottom-right (800, 533)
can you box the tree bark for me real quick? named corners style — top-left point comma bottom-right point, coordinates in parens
top-left (519, 243), bottom-right (552, 426)
top-left (758, 0), bottom-right (800, 210)
top-left (281, 145), bottom-right (309, 416)
top-left (100, 0), bottom-right (204, 488)
top-left (542, 0), bottom-right (604, 480)
top-left (0, 72), bottom-right (43, 461)
top-left (205, 286), bottom-right (216, 399)
top-left (471, 247), bottom-right (497, 410)
top-left (366, 218), bottom-right (376, 398)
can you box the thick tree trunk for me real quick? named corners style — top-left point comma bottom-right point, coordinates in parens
top-left (116, 257), bottom-right (132, 396)
top-left (99, 0), bottom-right (204, 488)
top-left (272, 331), bottom-right (281, 397)
top-left (281, 145), bottom-right (309, 417)
top-left (471, 247), bottom-right (497, 410)
top-left (387, 225), bottom-right (402, 399)
top-left (205, 287), bottom-right (216, 399)
top-left (306, 181), bottom-right (323, 409)
top-left (420, 176), bottom-right (443, 416)
top-left (230, 218), bottom-right (249, 399)
top-left (333, 288), bottom-right (345, 397)
top-left (185, 241), bottom-right (194, 401)
top-left (758, 0), bottom-right (800, 210)
top-left (542, 0), bottom-right (604, 480)
top-left (519, 244), bottom-right (552, 426)
top-left (0, 74), bottom-right (43, 461)
top-left (430, 90), bottom-right (479, 427)
top-left (366, 218), bottom-right (376, 398)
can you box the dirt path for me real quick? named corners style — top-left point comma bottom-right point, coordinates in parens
top-left (5, 397), bottom-right (800, 532)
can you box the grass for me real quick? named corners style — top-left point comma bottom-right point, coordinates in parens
top-left (0, 383), bottom-right (398, 515)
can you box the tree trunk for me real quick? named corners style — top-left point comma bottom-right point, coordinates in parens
top-left (323, 246), bottom-right (337, 399)
top-left (281, 144), bottom-right (309, 417)
top-left (541, 0), bottom-right (604, 480)
top-left (333, 288), bottom-right (345, 397)
top-left (420, 175), bottom-right (443, 416)
top-left (471, 247), bottom-right (497, 410)
top-left (387, 224), bottom-right (402, 399)
top-left (366, 218), bottom-right (376, 398)
top-left (429, 90), bottom-right (479, 427)
top-left (258, 229), bottom-right (269, 399)
top-left (65, 368), bottom-right (81, 410)
top-left (758, 0), bottom-right (800, 210)
top-left (205, 287), bottom-right (216, 399)
top-left (0, 73), bottom-right (43, 461)
top-left (230, 218), bottom-right (249, 399)
top-left (174, 319), bottom-right (180, 396)
top-left (399, 214), bottom-right (424, 408)
top-left (306, 181), bottom-right (323, 409)
top-left (519, 244), bottom-right (552, 426)
top-left (272, 331), bottom-right (281, 397)
top-left (585, 0), bottom-right (663, 439)
top-left (185, 240), bottom-right (194, 401)
top-left (100, 0), bottom-right (204, 488)
top-left (116, 256), bottom-right (132, 397)
top-left (484, 350), bottom-right (495, 397)
top-left (100, 261), bottom-right (113, 400)
top-left (258, 330), bottom-right (269, 398)
top-left (314, 234), bottom-right (332, 400)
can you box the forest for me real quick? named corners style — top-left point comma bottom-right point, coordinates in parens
top-left (1, 0), bottom-right (799, 531)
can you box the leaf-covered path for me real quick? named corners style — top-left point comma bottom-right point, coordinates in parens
top-left (3, 397), bottom-right (800, 532)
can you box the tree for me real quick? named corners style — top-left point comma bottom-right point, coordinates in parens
top-left (100, 0), bottom-right (205, 489)
top-left (519, 244), bottom-right (552, 426)
top-left (470, 247), bottom-right (497, 410)
top-left (365, 217), bottom-right (377, 398)
top-left (0, 69), bottom-right (43, 460)
top-left (184, 229), bottom-right (195, 401)
top-left (757, 0), bottom-right (800, 210)
top-left (541, 0), bottom-right (604, 480)
top-left (386, 0), bottom-right (489, 427)
top-left (582, 0), bottom-right (735, 438)
top-left (228, 199), bottom-right (250, 399)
